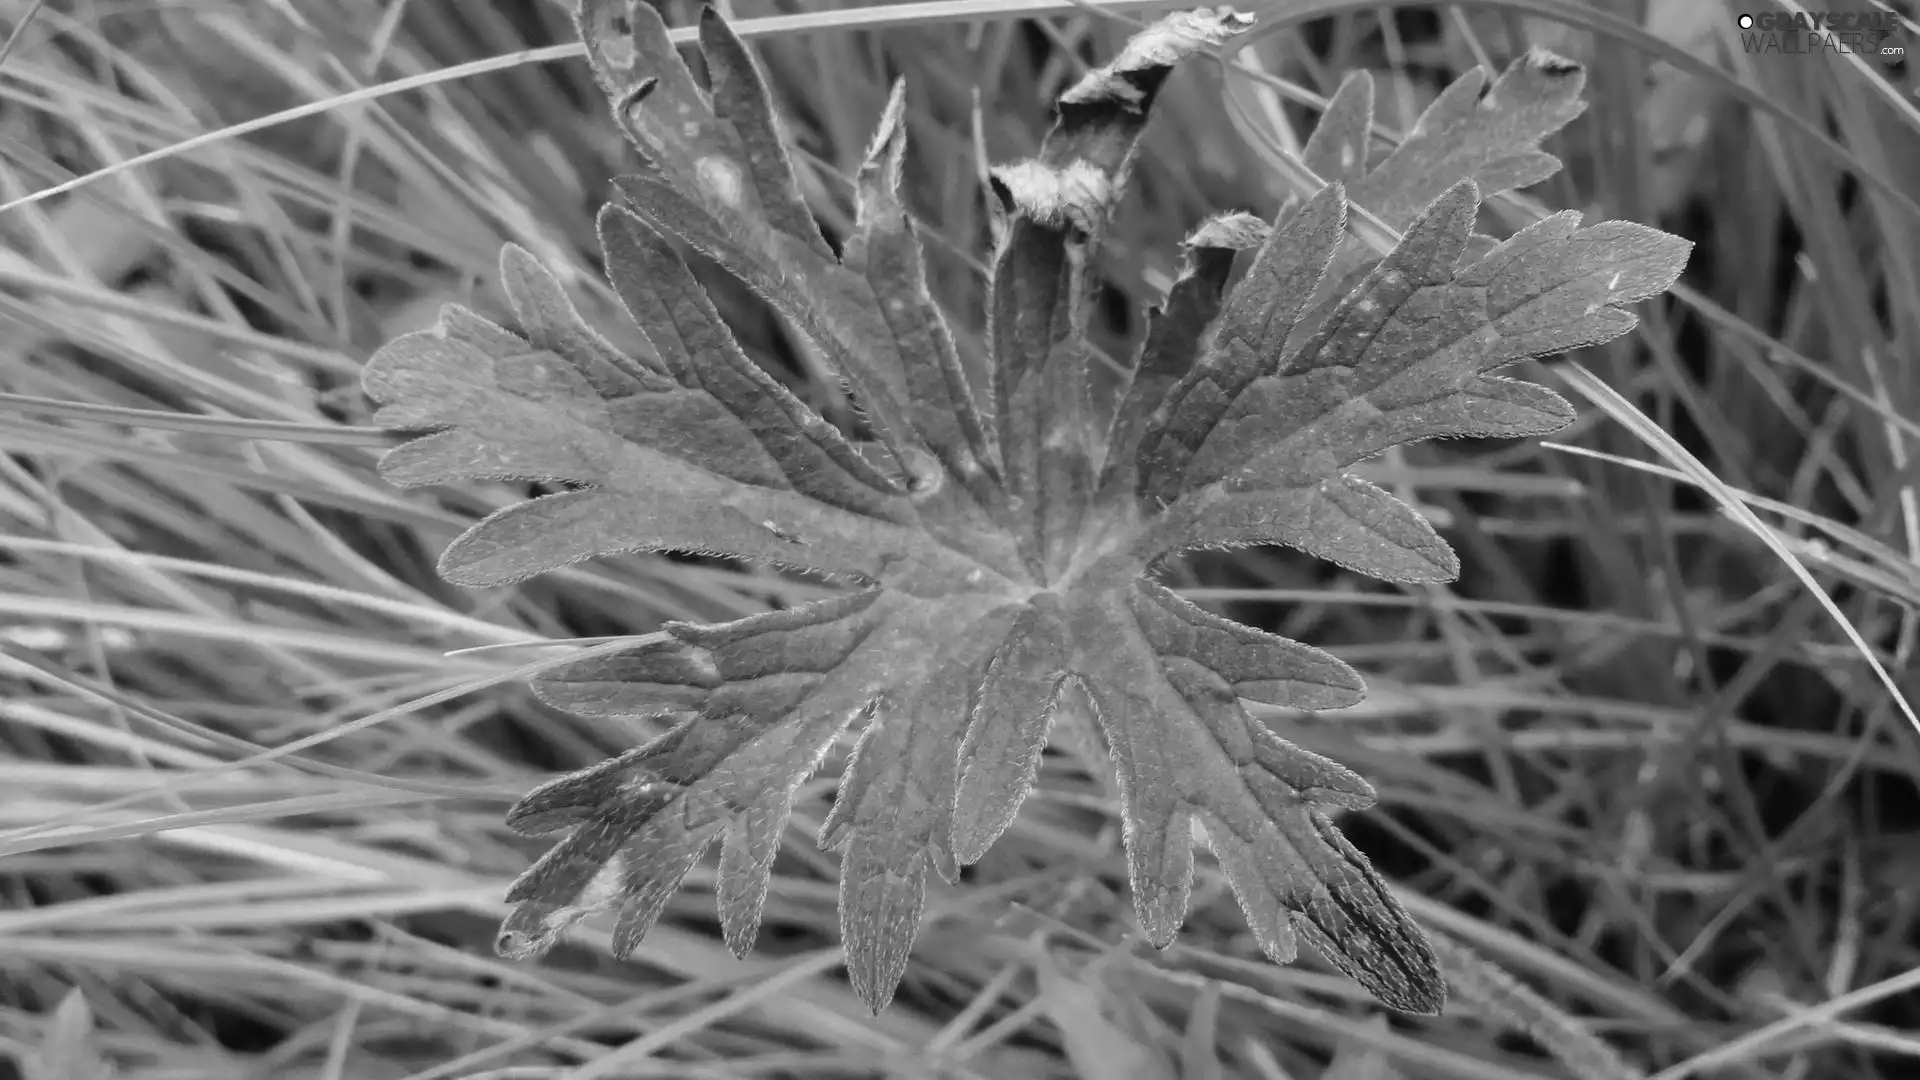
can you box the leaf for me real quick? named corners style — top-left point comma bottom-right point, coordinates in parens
top-left (1100, 211), bottom-right (1266, 498)
top-left (499, 243), bottom-right (670, 389)
top-left (820, 602), bottom-right (1021, 1011)
top-left (1167, 474), bottom-right (1459, 584)
top-left (576, 0), bottom-right (824, 257)
top-left (1127, 582), bottom-right (1365, 712)
top-left (843, 80), bottom-right (1000, 506)
top-left (952, 592), bottom-right (1071, 863)
top-left (988, 163), bottom-right (1099, 574)
top-left (597, 205), bottom-right (904, 514)
top-left (989, 8), bottom-right (1255, 574)
top-left (366, 5), bottom-right (1691, 1019)
top-left (1301, 70), bottom-right (1375, 189)
top-left (580, 0), bottom-right (928, 474)
top-left (1348, 48), bottom-right (1589, 234)
top-left (1134, 183), bottom-right (1348, 507)
top-left (1287, 49), bottom-right (1591, 349)
top-left (499, 591), bottom-right (889, 961)
top-left (694, 8), bottom-right (834, 260)
top-left (363, 243), bottom-right (988, 588)
top-left (1160, 181), bottom-right (1687, 509)
top-left (1071, 581), bottom-right (1443, 1013)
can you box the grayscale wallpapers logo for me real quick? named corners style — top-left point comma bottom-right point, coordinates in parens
top-left (1736, 10), bottom-right (1907, 67)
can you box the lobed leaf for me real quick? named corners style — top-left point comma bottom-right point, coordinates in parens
top-left (499, 243), bottom-right (671, 389)
top-left (1134, 183), bottom-right (1348, 507)
top-left (990, 9), bottom-right (1254, 572)
top-left (1163, 475), bottom-right (1459, 584)
top-left (1351, 49), bottom-right (1587, 233)
top-left (366, 332), bottom-right (917, 586)
top-left (365, 239), bottom-right (981, 584)
top-left (695, 8), bottom-right (834, 260)
top-left (576, 0), bottom-right (825, 257)
top-left (1148, 181), bottom-right (1688, 568)
top-left (1302, 47), bottom-right (1587, 248)
top-left (1069, 584), bottom-right (1443, 1013)
top-left (598, 205), bottom-right (906, 515)
top-left (843, 81), bottom-right (1001, 507)
top-left (826, 666), bottom-right (968, 1012)
top-left (366, 5), bottom-right (1694, 1019)
top-left (1099, 212), bottom-right (1266, 499)
top-left (1284, 49), bottom-right (1590, 349)
top-left (1127, 582), bottom-right (1364, 711)
top-left (819, 601), bottom-right (1023, 1012)
top-left (500, 592), bottom-right (888, 961)
top-left (579, 0), bottom-right (927, 473)
top-left (952, 592), bottom-right (1072, 863)
top-left (437, 487), bottom-right (920, 588)
top-left (1167, 178), bottom-right (1681, 499)
top-left (988, 164), bottom-right (1100, 576)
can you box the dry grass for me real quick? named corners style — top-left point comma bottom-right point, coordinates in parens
top-left (0, 1), bottom-right (1916, 1078)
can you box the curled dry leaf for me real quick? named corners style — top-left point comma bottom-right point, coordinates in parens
top-left (363, 1), bottom-right (1690, 1015)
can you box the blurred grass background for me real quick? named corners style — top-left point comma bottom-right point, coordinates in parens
top-left (0, 0), bottom-right (1917, 1077)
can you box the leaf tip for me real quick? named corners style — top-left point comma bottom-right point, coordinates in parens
top-left (495, 902), bottom-right (570, 962)
top-left (1185, 210), bottom-right (1269, 252)
top-left (1437, 175), bottom-right (1482, 212)
top-left (438, 531), bottom-right (521, 588)
top-left (498, 241), bottom-right (538, 276)
top-left (1522, 45), bottom-right (1584, 79)
top-left (577, 0), bottom-right (641, 70)
top-left (721, 922), bottom-right (759, 960)
top-left (990, 159), bottom-right (1113, 231)
top-left (1061, 7), bottom-right (1256, 112)
top-left (1414, 540), bottom-right (1462, 584)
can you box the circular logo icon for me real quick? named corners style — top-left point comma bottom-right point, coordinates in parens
top-left (1738, 14), bottom-right (1755, 30)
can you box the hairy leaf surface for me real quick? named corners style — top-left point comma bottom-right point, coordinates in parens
top-left (1292, 47), bottom-right (1593, 347)
top-left (366, 3), bottom-right (1691, 1017)
top-left (1330, 48), bottom-right (1589, 234)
